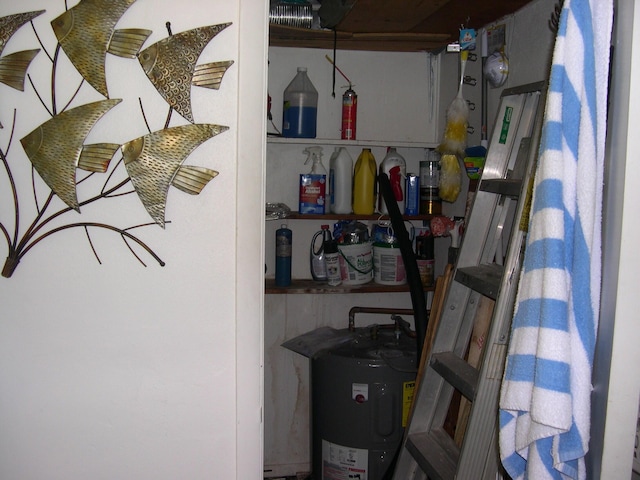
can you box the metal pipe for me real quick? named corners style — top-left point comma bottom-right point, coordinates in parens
top-left (348, 306), bottom-right (414, 331)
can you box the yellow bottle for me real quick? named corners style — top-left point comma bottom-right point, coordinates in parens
top-left (352, 148), bottom-right (377, 215)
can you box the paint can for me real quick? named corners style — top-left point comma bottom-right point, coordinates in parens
top-left (338, 242), bottom-right (372, 285)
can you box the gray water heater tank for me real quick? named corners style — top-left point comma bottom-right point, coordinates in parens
top-left (311, 325), bottom-right (417, 480)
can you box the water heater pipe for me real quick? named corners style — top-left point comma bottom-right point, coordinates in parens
top-left (348, 306), bottom-right (415, 332)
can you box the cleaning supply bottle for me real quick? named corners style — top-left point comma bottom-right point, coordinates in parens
top-left (310, 224), bottom-right (331, 281)
top-left (352, 148), bottom-right (376, 215)
top-left (378, 147), bottom-right (406, 215)
top-left (329, 147), bottom-right (353, 214)
top-left (305, 146), bottom-right (327, 176)
top-left (299, 146), bottom-right (327, 214)
top-left (275, 224), bottom-right (292, 287)
top-left (415, 233), bottom-right (435, 287)
top-left (324, 237), bottom-right (342, 286)
top-left (282, 67), bottom-right (318, 138)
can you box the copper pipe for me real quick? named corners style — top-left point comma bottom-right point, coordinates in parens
top-left (348, 306), bottom-right (414, 332)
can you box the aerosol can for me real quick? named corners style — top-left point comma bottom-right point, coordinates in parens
top-left (341, 87), bottom-right (357, 140)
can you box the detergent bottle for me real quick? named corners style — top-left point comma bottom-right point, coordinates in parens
top-left (299, 146), bottom-right (327, 214)
top-left (352, 148), bottom-right (376, 215)
top-left (378, 147), bottom-right (406, 214)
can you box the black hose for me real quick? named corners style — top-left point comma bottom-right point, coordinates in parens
top-left (378, 172), bottom-right (428, 361)
top-left (378, 173), bottom-right (430, 480)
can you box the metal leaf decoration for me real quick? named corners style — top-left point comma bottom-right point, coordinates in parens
top-left (0, 3), bottom-right (234, 278)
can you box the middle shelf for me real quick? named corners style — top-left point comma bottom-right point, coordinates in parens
top-left (265, 278), bottom-right (436, 294)
top-left (277, 211), bottom-right (435, 222)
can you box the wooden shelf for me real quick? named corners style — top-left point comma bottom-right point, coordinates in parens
top-left (267, 135), bottom-right (439, 149)
top-left (265, 278), bottom-right (435, 294)
top-left (269, 1), bottom-right (536, 53)
top-left (283, 211), bottom-right (434, 221)
top-left (269, 25), bottom-right (451, 53)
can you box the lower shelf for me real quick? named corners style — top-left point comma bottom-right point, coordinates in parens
top-left (265, 278), bottom-right (435, 294)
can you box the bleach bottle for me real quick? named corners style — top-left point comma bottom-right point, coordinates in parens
top-left (329, 147), bottom-right (353, 214)
top-left (310, 224), bottom-right (331, 281)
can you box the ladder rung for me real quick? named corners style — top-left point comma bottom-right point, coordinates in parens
top-left (455, 264), bottom-right (504, 300)
top-left (479, 178), bottom-right (522, 196)
top-left (406, 428), bottom-right (459, 480)
top-left (430, 352), bottom-right (479, 400)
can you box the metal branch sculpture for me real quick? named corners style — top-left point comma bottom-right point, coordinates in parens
top-left (0, 3), bottom-right (234, 278)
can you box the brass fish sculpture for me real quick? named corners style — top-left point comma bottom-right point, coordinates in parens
top-left (138, 23), bottom-right (234, 123)
top-left (20, 99), bottom-right (122, 211)
top-left (0, 10), bottom-right (44, 91)
top-left (122, 123), bottom-right (228, 227)
top-left (51, 0), bottom-right (151, 98)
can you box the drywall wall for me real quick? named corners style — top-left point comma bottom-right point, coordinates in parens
top-left (0, 1), bottom-right (265, 478)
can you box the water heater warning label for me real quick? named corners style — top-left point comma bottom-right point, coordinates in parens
top-left (402, 381), bottom-right (416, 427)
top-left (322, 440), bottom-right (368, 480)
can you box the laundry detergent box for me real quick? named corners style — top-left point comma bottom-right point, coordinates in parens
top-left (299, 174), bottom-right (326, 214)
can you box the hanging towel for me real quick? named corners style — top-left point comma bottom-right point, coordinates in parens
top-left (498, 1), bottom-right (613, 479)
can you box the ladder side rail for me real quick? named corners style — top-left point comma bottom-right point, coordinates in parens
top-left (392, 82), bottom-right (547, 480)
top-left (479, 91), bottom-right (541, 266)
top-left (454, 94), bottom-right (527, 272)
top-left (402, 285), bottom-right (479, 436)
top-left (477, 93), bottom-right (528, 181)
top-left (457, 86), bottom-right (546, 478)
top-left (394, 88), bottom-right (534, 479)
top-left (457, 202), bottom-right (529, 477)
top-left (503, 92), bottom-right (542, 173)
top-left (429, 290), bottom-right (484, 429)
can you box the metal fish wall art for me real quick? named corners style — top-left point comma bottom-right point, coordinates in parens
top-left (138, 23), bottom-right (234, 123)
top-left (51, 0), bottom-right (151, 98)
top-left (0, 10), bottom-right (44, 91)
top-left (1, 2), bottom-right (236, 278)
top-left (20, 99), bottom-right (122, 211)
top-left (122, 123), bottom-right (228, 228)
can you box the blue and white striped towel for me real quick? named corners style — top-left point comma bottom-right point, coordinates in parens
top-left (498, 1), bottom-right (613, 479)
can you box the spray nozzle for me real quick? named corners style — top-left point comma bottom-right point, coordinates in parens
top-left (304, 146), bottom-right (324, 165)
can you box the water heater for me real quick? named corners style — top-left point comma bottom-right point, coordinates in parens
top-left (311, 324), bottom-right (417, 480)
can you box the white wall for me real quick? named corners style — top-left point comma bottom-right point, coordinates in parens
top-left (0, 1), bottom-right (265, 479)
top-left (482, 0), bottom-right (558, 137)
top-left (596, 0), bottom-right (640, 477)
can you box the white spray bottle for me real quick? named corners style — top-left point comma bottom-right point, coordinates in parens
top-left (304, 146), bottom-right (327, 175)
top-left (299, 146), bottom-right (327, 214)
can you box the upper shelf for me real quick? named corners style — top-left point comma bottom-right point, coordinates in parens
top-left (269, 0), bottom-right (537, 53)
top-left (267, 135), bottom-right (439, 149)
top-left (269, 25), bottom-right (451, 53)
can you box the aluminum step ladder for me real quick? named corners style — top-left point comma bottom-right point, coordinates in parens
top-left (392, 81), bottom-right (546, 480)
